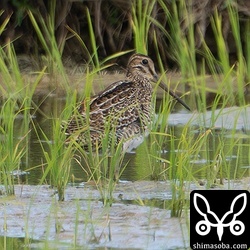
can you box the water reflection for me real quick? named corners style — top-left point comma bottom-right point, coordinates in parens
top-left (0, 236), bottom-right (25, 250)
top-left (9, 95), bottom-right (250, 184)
top-left (0, 236), bottom-right (85, 250)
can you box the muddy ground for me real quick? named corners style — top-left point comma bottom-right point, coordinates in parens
top-left (0, 178), bottom-right (249, 249)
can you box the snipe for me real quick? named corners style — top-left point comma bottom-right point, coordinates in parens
top-left (65, 53), bottom-right (190, 152)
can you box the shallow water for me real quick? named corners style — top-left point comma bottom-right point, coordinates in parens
top-left (1, 74), bottom-right (250, 249)
top-left (0, 179), bottom-right (249, 250)
top-left (10, 93), bottom-right (250, 185)
top-left (1, 72), bottom-right (249, 185)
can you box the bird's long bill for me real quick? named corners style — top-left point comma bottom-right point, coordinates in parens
top-left (158, 81), bottom-right (191, 111)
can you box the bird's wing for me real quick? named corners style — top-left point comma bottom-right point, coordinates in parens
top-left (65, 80), bottom-right (143, 136)
top-left (74, 81), bottom-right (141, 130)
top-left (87, 80), bottom-right (141, 128)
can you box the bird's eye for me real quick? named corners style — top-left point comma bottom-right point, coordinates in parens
top-left (142, 59), bottom-right (148, 65)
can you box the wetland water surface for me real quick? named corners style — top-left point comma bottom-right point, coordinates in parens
top-left (17, 95), bottom-right (250, 184)
top-left (1, 73), bottom-right (250, 249)
top-left (3, 72), bottom-right (249, 184)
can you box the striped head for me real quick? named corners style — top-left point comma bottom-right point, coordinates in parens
top-left (126, 54), bottom-right (158, 83)
top-left (126, 53), bottom-right (191, 111)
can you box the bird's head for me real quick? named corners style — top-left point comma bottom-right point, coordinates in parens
top-left (126, 53), bottom-right (191, 111)
top-left (126, 54), bottom-right (158, 83)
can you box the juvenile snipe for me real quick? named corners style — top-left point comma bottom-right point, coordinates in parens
top-left (65, 53), bottom-right (190, 152)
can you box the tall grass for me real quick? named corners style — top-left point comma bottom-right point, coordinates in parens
top-left (23, 4), bottom-right (130, 202)
top-left (0, 0), bottom-right (249, 216)
top-left (0, 2), bottom-right (249, 250)
top-left (0, 97), bottom-right (25, 195)
top-left (0, 4), bottom-right (72, 198)
top-left (129, 0), bottom-right (250, 217)
top-left (132, 0), bottom-right (156, 54)
top-left (32, 115), bottom-right (75, 201)
top-left (0, 37), bottom-right (41, 194)
top-left (27, 1), bottom-right (66, 75)
top-left (73, 133), bottom-right (126, 207)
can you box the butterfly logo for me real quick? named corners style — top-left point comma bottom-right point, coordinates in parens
top-left (193, 193), bottom-right (247, 241)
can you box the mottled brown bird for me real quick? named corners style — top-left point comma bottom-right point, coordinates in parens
top-left (65, 53), bottom-right (190, 152)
